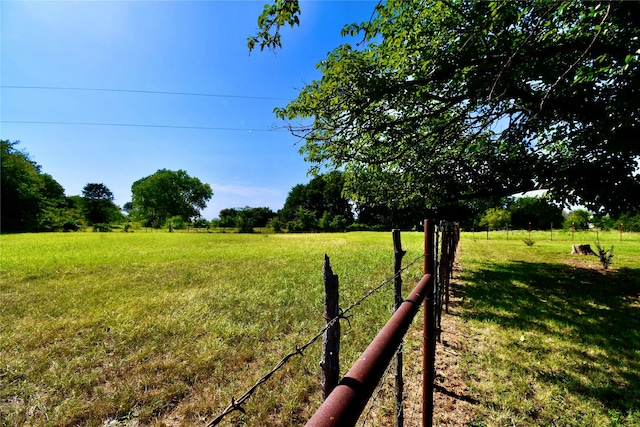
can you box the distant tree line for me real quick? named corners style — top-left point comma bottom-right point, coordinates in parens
top-left (1, 141), bottom-right (212, 232)
top-left (213, 170), bottom-right (640, 233)
top-left (2, 140), bottom-right (639, 233)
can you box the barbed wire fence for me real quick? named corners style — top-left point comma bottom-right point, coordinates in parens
top-left (206, 253), bottom-right (425, 426)
top-left (206, 221), bottom-right (459, 427)
top-left (354, 220), bottom-right (460, 427)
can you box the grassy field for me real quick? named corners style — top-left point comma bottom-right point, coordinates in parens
top-left (1, 230), bottom-right (638, 426)
top-left (457, 230), bottom-right (640, 426)
top-left (0, 231), bottom-right (426, 426)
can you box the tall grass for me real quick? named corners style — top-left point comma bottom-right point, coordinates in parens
top-left (457, 231), bottom-right (640, 426)
top-left (0, 231), bottom-right (425, 426)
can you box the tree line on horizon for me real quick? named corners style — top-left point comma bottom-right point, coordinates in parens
top-left (3, 140), bottom-right (639, 234)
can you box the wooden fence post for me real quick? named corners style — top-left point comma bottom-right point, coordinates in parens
top-left (321, 254), bottom-right (340, 401)
top-left (393, 229), bottom-right (407, 427)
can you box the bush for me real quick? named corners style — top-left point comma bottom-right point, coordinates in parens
top-left (347, 222), bottom-right (370, 232)
top-left (236, 216), bottom-right (254, 233)
top-left (166, 216), bottom-right (186, 232)
top-left (479, 208), bottom-right (511, 231)
top-left (92, 223), bottom-right (112, 232)
top-left (267, 217), bottom-right (283, 233)
top-left (192, 218), bottom-right (210, 229)
top-left (594, 240), bottom-right (614, 270)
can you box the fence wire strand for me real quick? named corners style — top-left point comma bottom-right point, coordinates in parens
top-left (206, 253), bottom-right (425, 426)
top-left (359, 338), bottom-right (405, 426)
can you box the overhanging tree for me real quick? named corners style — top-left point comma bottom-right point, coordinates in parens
top-left (131, 169), bottom-right (213, 227)
top-left (256, 0), bottom-right (640, 216)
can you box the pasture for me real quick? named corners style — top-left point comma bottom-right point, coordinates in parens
top-left (456, 230), bottom-right (640, 426)
top-left (1, 230), bottom-right (638, 426)
top-left (0, 231), bottom-right (425, 426)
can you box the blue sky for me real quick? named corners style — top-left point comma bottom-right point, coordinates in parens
top-left (1, 0), bottom-right (376, 219)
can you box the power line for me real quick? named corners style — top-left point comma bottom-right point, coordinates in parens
top-left (1, 120), bottom-right (288, 132)
top-left (0, 85), bottom-right (292, 101)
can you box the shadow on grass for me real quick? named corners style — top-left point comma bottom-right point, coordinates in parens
top-left (460, 261), bottom-right (640, 416)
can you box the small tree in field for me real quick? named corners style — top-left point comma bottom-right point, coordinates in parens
top-left (594, 240), bottom-right (614, 270)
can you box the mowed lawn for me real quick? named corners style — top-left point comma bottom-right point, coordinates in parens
top-left (457, 230), bottom-right (640, 426)
top-left (0, 231), bottom-right (426, 426)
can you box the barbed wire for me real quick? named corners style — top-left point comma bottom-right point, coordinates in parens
top-left (360, 338), bottom-right (404, 426)
top-left (205, 253), bottom-right (425, 426)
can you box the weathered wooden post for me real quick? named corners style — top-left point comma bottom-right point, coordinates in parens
top-left (392, 229), bottom-right (406, 427)
top-left (321, 254), bottom-right (340, 401)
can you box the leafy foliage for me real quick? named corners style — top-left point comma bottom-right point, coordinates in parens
top-left (565, 208), bottom-right (591, 230)
top-left (508, 196), bottom-right (564, 230)
top-left (479, 208), bottom-right (511, 231)
top-left (0, 140), bottom-right (75, 232)
top-left (82, 183), bottom-right (121, 225)
top-left (280, 171), bottom-right (353, 224)
top-left (248, 0), bottom-right (300, 52)
top-left (218, 206), bottom-right (277, 231)
top-left (265, 1), bottom-right (640, 216)
top-left (131, 169), bottom-right (213, 227)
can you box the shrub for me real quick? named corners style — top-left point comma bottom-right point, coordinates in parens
top-left (267, 217), bottom-right (283, 233)
top-left (594, 240), bottom-right (614, 270)
top-left (92, 223), bottom-right (112, 232)
top-left (166, 216), bottom-right (186, 232)
top-left (192, 218), bottom-right (210, 229)
top-left (236, 216), bottom-right (254, 233)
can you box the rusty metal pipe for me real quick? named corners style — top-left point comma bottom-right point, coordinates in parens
top-left (305, 273), bottom-right (433, 427)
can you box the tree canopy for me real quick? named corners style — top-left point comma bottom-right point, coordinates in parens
top-left (81, 183), bottom-right (121, 225)
top-left (280, 171), bottom-right (353, 223)
top-left (1, 140), bottom-right (73, 232)
top-left (257, 0), bottom-right (640, 216)
top-left (131, 169), bottom-right (213, 227)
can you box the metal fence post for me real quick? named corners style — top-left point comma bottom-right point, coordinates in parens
top-left (423, 220), bottom-right (435, 427)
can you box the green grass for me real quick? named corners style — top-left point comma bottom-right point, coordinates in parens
top-left (457, 231), bottom-right (640, 426)
top-left (2, 230), bottom-right (638, 426)
top-left (0, 231), bottom-right (425, 426)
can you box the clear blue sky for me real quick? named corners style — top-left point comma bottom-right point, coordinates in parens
top-left (1, 0), bottom-right (376, 219)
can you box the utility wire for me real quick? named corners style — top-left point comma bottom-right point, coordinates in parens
top-left (0, 85), bottom-right (292, 101)
top-left (1, 120), bottom-right (287, 133)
